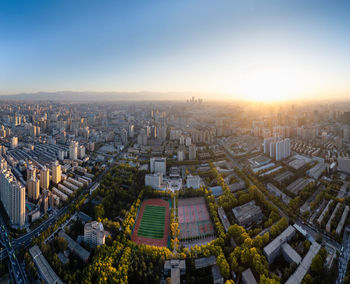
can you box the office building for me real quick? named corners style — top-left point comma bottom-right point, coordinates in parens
top-left (52, 161), bottom-right (62, 184)
top-left (0, 169), bottom-right (26, 227)
top-left (40, 166), bottom-right (50, 190)
top-left (84, 221), bottom-right (105, 248)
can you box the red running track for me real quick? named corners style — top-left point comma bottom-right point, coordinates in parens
top-left (131, 198), bottom-right (170, 247)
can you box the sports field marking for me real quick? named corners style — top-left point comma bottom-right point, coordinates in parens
top-left (137, 205), bottom-right (166, 239)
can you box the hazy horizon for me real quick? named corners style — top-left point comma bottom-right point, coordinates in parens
top-left (1, 0), bottom-right (350, 102)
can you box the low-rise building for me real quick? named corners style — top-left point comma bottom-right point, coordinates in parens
top-left (186, 175), bottom-right (201, 189)
top-left (232, 201), bottom-right (262, 227)
top-left (242, 268), bottom-right (258, 284)
top-left (263, 225), bottom-right (296, 264)
top-left (29, 245), bottom-right (63, 284)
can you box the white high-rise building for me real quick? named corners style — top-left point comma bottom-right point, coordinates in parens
top-left (84, 221), bottom-right (105, 248)
top-left (275, 140), bottom-right (285, 161)
top-left (284, 138), bottom-right (291, 157)
top-left (0, 169), bottom-right (25, 227)
top-left (150, 157), bottom-right (166, 176)
top-left (263, 137), bottom-right (275, 156)
top-left (145, 173), bottom-right (163, 189)
top-left (185, 137), bottom-right (192, 146)
top-left (52, 161), bottom-right (62, 184)
top-left (267, 137), bottom-right (290, 161)
top-left (177, 150), bottom-right (184, 161)
top-left (69, 141), bottom-right (78, 160)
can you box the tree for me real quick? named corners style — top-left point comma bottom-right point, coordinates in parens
top-left (94, 203), bottom-right (105, 219)
top-left (56, 236), bottom-right (68, 251)
top-left (303, 274), bottom-right (313, 284)
top-left (310, 254), bottom-right (323, 274)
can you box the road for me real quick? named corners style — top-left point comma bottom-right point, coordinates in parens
top-left (336, 228), bottom-right (350, 284)
top-left (0, 215), bottom-right (29, 284)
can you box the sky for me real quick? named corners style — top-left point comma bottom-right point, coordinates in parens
top-left (1, 0), bottom-right (350, 101)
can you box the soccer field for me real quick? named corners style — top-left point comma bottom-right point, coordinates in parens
top-left (137, 205), bottom-right (165, 239)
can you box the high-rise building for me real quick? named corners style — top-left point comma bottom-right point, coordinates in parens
top-left (52, 161), bottom-right (62, 184)
top-left (128, 124), bottom-right (134, 138)
top-left (266, 137), bottom-right (290, 160)
top-left (27, 164), bottom-right (36, 183)
top-left (78, 145), bottom-right (86, 159)
top-left (0, 169), bottom-right (25, 227)
top-left (84, 221), bottom-right (105, 248)
top-left (185, 137), bottom-right (192, 146)
top-left (189, 144), bottom-right (197, 160)
top-left (11, 136), bottom-right (18, 149)
top-left (177, 150), bottom-right (184, 161)
top-left (150, 157), bottom-right (166, 176)
top-left (69, 141), bottom-right (78, 160)
top-left (27, 178), bottom-right (40, 201)
top-left (40, 166), bottom-right (50, 190)
top-left (145, 173), bottom-right (163, 189)
top-left (344, 128), bottom-right (350, 142)
top-left (338, 157), bottom-right (350, 174)
top-left (263, 137), bottom-right (275, 156)
top-left (276, 140), bottom-right (285, 161)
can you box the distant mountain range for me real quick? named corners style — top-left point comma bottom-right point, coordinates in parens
top-left (0, 91), bottom-right (193, 102)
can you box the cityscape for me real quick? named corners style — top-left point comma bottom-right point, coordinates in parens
top-left (1, 1), bottom-right (350, 284)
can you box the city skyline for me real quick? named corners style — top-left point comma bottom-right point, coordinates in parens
top-left (1, 0), bottom-right (350, 102)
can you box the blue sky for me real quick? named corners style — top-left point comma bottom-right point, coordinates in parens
top-left (1, 0), bottom-right (350, 100)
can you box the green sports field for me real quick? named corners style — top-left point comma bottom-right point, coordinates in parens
top-left (137, 205), bottom-right (165, 239)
